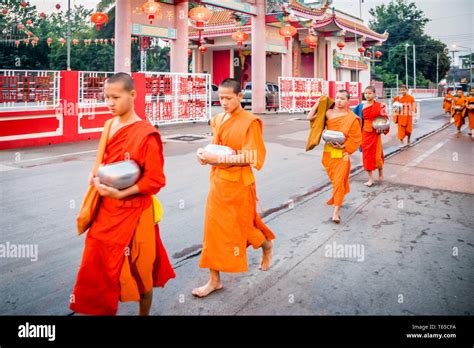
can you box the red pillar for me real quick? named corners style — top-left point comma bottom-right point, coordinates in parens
top-left (60, 70), bottom-right (79, 142)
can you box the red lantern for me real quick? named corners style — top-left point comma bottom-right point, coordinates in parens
top-left (26, 31), bottom-right (32, 37)
top-left (91, 12), bottom-right (108, 31)
top-left (188, 48), bottom-right (192, 56)
top-left (375, 51), bottom-right (382, 59)
top-left (99, 38), bottom-right (104, 44)
top-left (358, 47), bottom-right (366, 56)
top-left (21, 2), bottom-right (28, 7)
top-left (39, 12), bottom-right (46, 18)
top-left (104, 39), bottom-right (109, 45)
top-left (26, 19), bottom-right (32, 26)
top-left (31, 38), bottom-right (38, 47)
top-left (337, 41), bottom-right (345, 50)
top-left (17, 23), bottom-right (24, 31)
top-left (72, 39), bottom-right (79, 46)
top-left (111, 38), bottom-right (115, 45)
top-left (278, 24), bottom-right (297, 49)
top-left (189, 6), bottom-right (212, 43)
top-left (366, 51), bottom-right (372, 58)
top-left (59, 38), bottom-right (66, 47)
top-left (23, 38), bottom-right (29, 46)
top-left (2, 9), bottom-right (7, 15)
top-left (304, 34), bottom-right (318, 50)
top-left (15, 40), bottom-right (20, 48)
top-left (47, 37), bottom-right (52, 47)
top-left (55, 4), bottom-right (61, 10)
top-left (232, 30), bottom-right (248, 56)
top-left (141, 0), bottom-right (162, 25)
top-left (94, 39), bottom-right (99, 45)
top-left (199, 45), bottom-right (207, 54)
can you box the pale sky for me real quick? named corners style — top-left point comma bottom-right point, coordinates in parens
top-left (30, 0), bottom-right (474, 63)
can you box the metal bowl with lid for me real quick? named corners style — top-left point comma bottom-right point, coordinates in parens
top-left (322, 130), bottom-right (346, 145)
top-left (372, 116), bottom-right (390, 131)
top-left (98, 160), bottom-right (141, 190)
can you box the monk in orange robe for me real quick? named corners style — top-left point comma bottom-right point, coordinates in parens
top-left (192, 78), bottom-right (275, 298)
top-left (308, 90), bottom-right (362, 223)
top-left (70, 73), bottom-right (175, 315)
top-left (466, 87), bottom-right (474, 137)
top-left (443, 89), bottom-right (454, 115)
top-left (359, 86), bottom-right (389, 187)
top-left (451, 88), bottom-right (467, 133)
top-left (393, 85), bottom-right (416, 147)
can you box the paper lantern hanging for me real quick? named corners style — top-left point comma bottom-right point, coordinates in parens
top-left (2, 9), bottom-right (7, 15)
top-left (59, 38), bottom-right (66, 47)
top-left (15, 40), bottom-right (20, 48)
top-left (199, 45), bottom-right (207, 54)
top-left (26, 19), bottom-right (32, 26)
top-left (111, 38), bottom-right (115, 45)
top-left (278, 24), bottom-right (297, 49)
top-left (140, 0), bottom-right (162, 25)
top-left (72, 39), bottom-right (79, 46)
top-left (39, 12), bottom-right (46, 19)
top-left (26, 31), bottom-right (33, 37)
top-left (31, 38), bottom-right (38, 47)
top-left (358, 47), bottom-right (366, 56)
top-left (104, 39), bottom-right (109, 45)
top-left (17, 23), bottom-right (24, 31)
top-left (231, 30), bottom-right (248, 56)
top-left (94, 38), bottom-right (99, 45)
top-left (47, 37), bottom-right (52, 47)
top-left (337, 41), bottom-right (345, 50)
top-left (375, 51), bottom-right (382, 59)
top-left (23, 38), bottom-right (29, 46)
top-left (304, 34), bottom-right (318, 50)
top-left (55, 4), bottom-right (61, 10)
top-left (366, 51), bottom-right (372, 58)
top-left (188, 48), bottom-right (192, 56)
top-left (189, 6), bottom-right (212, 43)
top-left (21, 2), bottom-right (28, 8)
top-left (91, 12), bottom-right (108, 31)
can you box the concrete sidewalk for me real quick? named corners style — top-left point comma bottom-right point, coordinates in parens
top-left (129, 124), bottom-right (474, 316)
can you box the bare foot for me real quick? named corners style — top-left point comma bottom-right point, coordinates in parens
top-left (331, 213), bottom-right (341, 224)
top-left (364, 180), bottom-right (374, 187)
top-left (378, 175), bottom-right (384, 183)
top-left (259, 241), bottom-right (273, 271)
top-left (192, 280), bottom-right (223, 298)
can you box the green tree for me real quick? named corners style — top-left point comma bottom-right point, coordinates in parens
top-left (369, 0), bottom-right (450, 87)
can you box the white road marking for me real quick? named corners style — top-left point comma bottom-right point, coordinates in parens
top-left (0, 164), bottom-right (19, 172)
top-left (406, 139), bottom-right (450, 167)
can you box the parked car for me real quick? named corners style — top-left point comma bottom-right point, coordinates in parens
top-left (241, 82), bottom-right (280, 111)
top-left (211, 84), bottom-right (220, 105)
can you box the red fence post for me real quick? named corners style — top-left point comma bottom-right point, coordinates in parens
top-left (132, 72), bottom-right (146, 120)
top-left (60, 70), bottom-right (79, 142)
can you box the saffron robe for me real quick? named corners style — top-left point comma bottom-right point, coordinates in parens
top-left (70, 119), bottom-right (175, 315)
top-left (466, 95), bottom-right (474, 129)
top-left (199, 109), bottom-right (276, 273)
top-left (393, 94), bottom-right (416, 141)
top-left (452, 95), bottom-right (467, 129)
top-left (322, 112), bottom-right (362, 207)
top-left (361, 101), bottom-right (389, 171)
top-left (443, 94), bottom-right (453, 113)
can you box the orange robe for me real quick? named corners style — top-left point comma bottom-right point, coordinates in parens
top-left (199, 109), bottom-right (276, 273)
top-left (443, 94), bottom-right (453, 113)
top-left (393, 94), bottom-right (416, 141)
top-left (467, 96), bottom-right (474, 129)
top-left (70, 119), bottom-right (175, 315)
top-left (361, 101), bottom-right (389, 171)
top-left (322, 112), bottom-right (362, 207)
top-left (452, 95), bottom-right (467, 129)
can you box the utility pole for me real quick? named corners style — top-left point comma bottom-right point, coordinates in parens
top-left (405, 43), bottom-right (409, 87)
top-left (436, 53), bottom-right (439, 85)
top-left (66, 0), bottom-right (71, 71)
top-left (413, 44), bottom-right (416, 89)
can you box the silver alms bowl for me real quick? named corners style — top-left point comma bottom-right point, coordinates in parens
top-left (372, 116), bottom-right (390, 131)
top-left (204, 144), bottom-right (235, 156)
top-left (392, 101), bottom-right (403, 111)
top-left (98, 160), bottom-right (141, 190)
top-left (322, 130), bottom-right (346, 144)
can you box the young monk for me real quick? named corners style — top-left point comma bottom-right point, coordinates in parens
top-left (357, 86), bottom-right (389, 187)
top-left (443, 89), bottom-right (454, 115)
top-left (393, 85), bottom-right (416, 147)
top-left (193, 78), bottom-right (275, 298)
top-left (307, 90), bottom-right (362, 223)
top-left (451, 88), bottom-right (467, 134)
top-left (466, 87), bottom-right (474, 137)
top-left (71, 72), bottom-right (175, 315)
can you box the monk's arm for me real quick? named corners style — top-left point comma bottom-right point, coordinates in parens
top-left (344, 120), bottom-right (363, 154)
top-left (134, 134), bottom-right (166, 196)
top-left (306, 99), bottom-right (320, 120)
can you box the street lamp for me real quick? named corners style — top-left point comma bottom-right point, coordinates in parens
top-left (452, 44), bottom-right (473, 85)
top-left (404, 42), bottom-right (409, 87)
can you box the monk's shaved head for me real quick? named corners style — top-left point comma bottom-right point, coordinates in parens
top-left (337, 89), bottom-right (350, 100)
top-left (106, 72), bottom-right (135, 92)
top-left (220, 78), bottom-right (241, 95)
